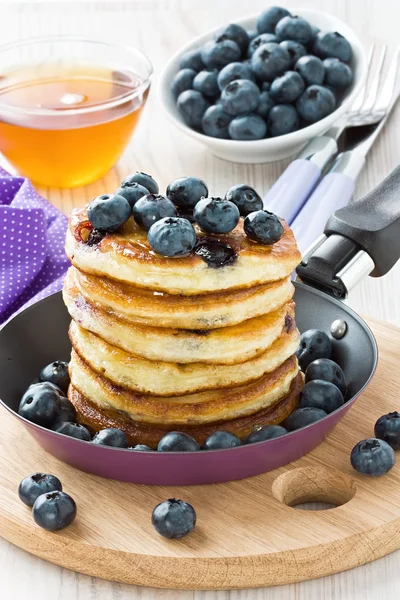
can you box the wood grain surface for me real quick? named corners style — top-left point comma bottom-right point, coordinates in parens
top-left (0, 0), bottom-right (400, 599)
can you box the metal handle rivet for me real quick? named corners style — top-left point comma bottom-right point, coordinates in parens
top-left (331, 319), bottom-right (347, 339)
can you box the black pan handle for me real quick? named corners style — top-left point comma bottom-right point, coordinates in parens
top-left (296, 165), bottom-right (400, 298)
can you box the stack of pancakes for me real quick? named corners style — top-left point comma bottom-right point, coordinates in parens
top-left (63, 207), bottom-right (303, 448)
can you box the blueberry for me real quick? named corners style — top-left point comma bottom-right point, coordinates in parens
top-left (296, 85), bottom-right (336, 122)
top-left (248, 33), bottom-right (280, 58)
top-left (247, 424), bottom-right (287, 443)
top-left (267, 104), bottom-right (300, 136)
top-left (247, 29), bottom-right (258, 41)
top-left (275, 16), bottom-right (313, 45)
top-left (51, 396), bottom-right (77, 430)
top-left (87, 194), bottom-right (131, 233)
top-left (201, 39), bottom-right (241, 69)
top-left (313, 31), bottom-right (352, 62)
top-left (217, 62), bottom-right (255, 91)
top-left (374, 412), bottom-right (400, 450)
top-left (261, 81), bottom-right (271, 91)
top-left (148, 217), bottom-right (197, 257)
top-left (33, 491), bottom-right (77, 531)
top-left (86, 229), bottom-right (106, 247)
top-left (177, 89), bottom-right (210, 128)
top-left (179, 49), bottom-right (205, 72)
top-left (279, 40), bottom-right (307, 66)
top-left (30, 380), bottom-right (65, 395)
top-left (351, 438), bottom-right (395, 476)
top-left (193, 70), bottom-right (219, 97)
top-left (324, 84), bottom-right (339, 99)
top-left (296, 328), bottom-right (332, 370)
top-left (121, 172), bottom-right (159, 195)
top-left (19, 383), bottom-right (61, 427)
top-left (225, 184), bottom-right (263, 216)
top-left (251, 43), bottom-right (291, 81)
top-left (133, 194), bottom-right (177, 231)
top-left (194, 197), bottom-right (240, 234)
top-left (218, 23), bottom-right (249, 55)
top-left (55, 422), bottom-right (92, 441)
top-left (130, 444), bottom-right (154, 451)
top-left (295, 55), bottom-right (325, 85)
top-left (171, 68), bottom-right (196, 99)
top-left (256, 90), bottom-right (274, 118)
top-left (229, 114), bottom-right (267, 140)
top-left (18, 473), bottom-right (62, 507)
top-left (244, 210), bottom-right (284, 244)
top-left (309, 24), bottom-right (321, 45)
top-left (300, 380), bottom-right (344, 413)
top-left (166, 176), bottom-right (208, 209)
top-left (115, 182), bottom-right (149, 208)
top-left (39, 360), bottom-right (70, 393)
top-left (220, 79), bottom-right (260, 116)
top-left (157, 431), bottom-right (200, 452)
top-left (323, 58), bottom-right (353, 89)
top-left (256, 6), bottom-right (291, 34)
top-left (92, 428), bottom-right (129, 448)
top-left (305, 358), bottom-right (347, 396)
top-left (284, 407), bottom-right (327, 431)
top-left (270, 70), bottom-right (305, 103)
top-left (203, 430), bottom-right (241, 450)
top-left (194, 239), bottom-right (237, 269)
top-left (152, 498), bottom-right (196, 539)
top-left (202, 105), bottom-right (233, 139)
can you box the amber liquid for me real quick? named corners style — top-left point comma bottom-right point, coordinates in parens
top-left (0, 63), bottom-right (149, 187)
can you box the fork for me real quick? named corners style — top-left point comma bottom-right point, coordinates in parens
top-left (291, 46), bottom-right (400, 252)
top-left (264, 46), bottom-right (400, 230)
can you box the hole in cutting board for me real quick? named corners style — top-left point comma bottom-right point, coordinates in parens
top-left (290, 501), bottom-right (338, 511)
top-left (271, 466), bottom-right (357, 511)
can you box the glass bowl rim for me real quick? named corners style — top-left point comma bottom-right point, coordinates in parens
top-left (0, 36), bottom-right (153, 117)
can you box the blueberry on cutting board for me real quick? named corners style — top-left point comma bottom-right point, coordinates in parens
top-left (33, 491), bottom-right (77, 531)
top-left (351, 439), bottom-right (395, 476)
top-left (152, 499), bottom-right (196, 539)
top-left (374, 412), bottom-right (400, 450)
top-left (18, 473), bottom-right (62, 507)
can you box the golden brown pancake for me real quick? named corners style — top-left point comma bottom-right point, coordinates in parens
top-left (69, 351), bottom-right (299, 424)
top-left (69, 320), bottom-right (300, 396)
top-left (64, 271), bottom-right (296, 364)
top-left (69, 373), bottom-right (303, 448)
top-left (71, 267), bottom-right (294, 330)
top-left (65, 208), bottom-right (301, 294)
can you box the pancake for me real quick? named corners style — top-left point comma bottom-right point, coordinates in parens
top-left (69, 373), bottom-right (303, 448)
top-left (69, 320), bottom-right (300, 396)
top-left (69, 350), bottom-right (300, 424)
top-left (72, 267), bottom-right (294, 329)
top-left (64, 271), bottom-right (295, 364)
top-left (66, 208), bottom-right (301, 294)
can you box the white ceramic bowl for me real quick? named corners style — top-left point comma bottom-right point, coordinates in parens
top-left (159, 9), bottom-right (367, 164)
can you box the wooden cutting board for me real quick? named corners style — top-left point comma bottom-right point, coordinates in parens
top-left (0, 317), bottom-right (400, 591)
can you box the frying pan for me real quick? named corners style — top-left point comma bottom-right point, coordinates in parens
top-left (0, 167), bottom-right (399, 486)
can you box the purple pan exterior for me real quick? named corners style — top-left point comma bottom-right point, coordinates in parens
top-left (0, 286), bottom-right (378, 486)
top-left (3, 397), bottom-right (357, 485)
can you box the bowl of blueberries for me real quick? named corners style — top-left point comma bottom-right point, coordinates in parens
top-left (159, 6), bottom-right (367, 163)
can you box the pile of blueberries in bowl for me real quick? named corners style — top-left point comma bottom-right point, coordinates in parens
top-left (170, 6), bottom-right (354, 141)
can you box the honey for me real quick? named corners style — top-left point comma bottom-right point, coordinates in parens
top-left (0, 62), bottom-right (150, 187)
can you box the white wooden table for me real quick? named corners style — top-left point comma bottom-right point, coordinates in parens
top-left (1, 0), bottom-right (400, 598)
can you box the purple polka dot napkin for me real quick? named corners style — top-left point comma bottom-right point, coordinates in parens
top-left (0, 167), bottom-right (69, 325)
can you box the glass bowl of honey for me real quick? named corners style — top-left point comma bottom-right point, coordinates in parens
top-left (0, 38), bottom-right (152, 188)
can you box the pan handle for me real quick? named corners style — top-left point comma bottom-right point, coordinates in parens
top-left (296, 165), bottom-right (400, 298)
